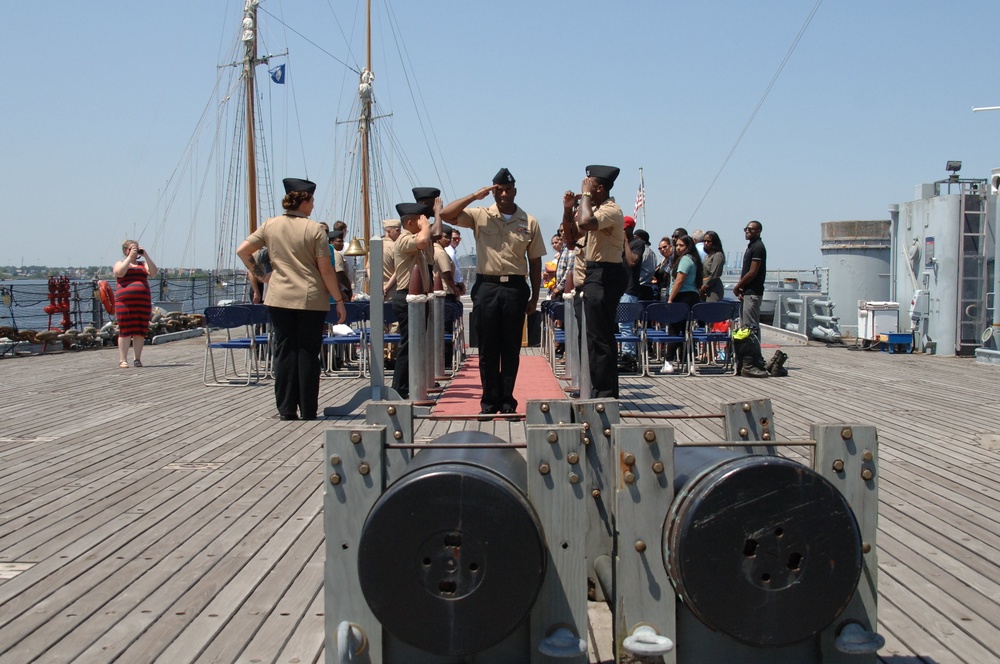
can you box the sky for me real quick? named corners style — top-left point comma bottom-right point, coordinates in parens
top-left (3, 0), bottom-right (1000, 271)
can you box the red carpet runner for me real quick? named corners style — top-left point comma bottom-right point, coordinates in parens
top-left (432, 355), bottom-right (566, 417)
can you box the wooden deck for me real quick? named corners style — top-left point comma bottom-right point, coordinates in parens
top-left (1, 330), bottom-right (999, 663)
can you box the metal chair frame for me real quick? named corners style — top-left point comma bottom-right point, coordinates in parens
top-left (202, 305), bottom-right (259, 386)
top-left (642, 302), bottom-right (690, 377)
top-left (688, 301), bottom-right (739, 376)
top-left (614, 301), bottom-right (646, 376)
top-left (323, 302), bottom-right (368, 377)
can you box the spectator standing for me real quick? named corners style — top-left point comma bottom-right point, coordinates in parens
top-left (446, 228), bottom-right (466, 295)
top-left (662, 234), bottom-right (703, 374)
top-left (699, 230), bottom-right (726, 302)
top-left (113, 239), bottom-right (157, 368)
top-left (733, 220), bottom-right (769, 378)
top-left (618, 216), bottom-right (643, 363)
top-left (634, 228), bottom-right (657, 301)
top-left (441, 168), bottom-right (545, 417)
top-left (653, 236), bottom-right (673, 300)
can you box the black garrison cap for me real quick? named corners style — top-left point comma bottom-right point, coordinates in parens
top-left (492, 168), bottom-right (515, 185)
top-left (395, 202), bottom-right (431, 218)
top-left (282, 178), bottom-right (316, 194)
top-left (412, 187), bottom-right (441, 201)
top-left (585, 165), bottom-right (620, 189)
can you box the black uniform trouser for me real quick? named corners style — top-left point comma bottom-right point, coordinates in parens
top-left (391, 290), bottom-right (413, 399)
top-left (472, 277), bottom-right (530, 412)
top-left (582, 262), bottom-right (628, 399)
top-left (267, 306), bottom-right (326, 417)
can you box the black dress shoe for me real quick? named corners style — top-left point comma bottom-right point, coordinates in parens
top-left (478, 408), bottom-right (497, 421)
top-left (301, 413), bottom-right (318, 420)
top-left (500, 406), bottom-right (519, 421)
top-left (278, 413), bottom-right (299, 421)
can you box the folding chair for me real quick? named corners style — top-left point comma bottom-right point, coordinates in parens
top-left (443, 301), bottom-right (466, 376)
top-left (202, 305), bottom-right (259, 386)
top-left (244, 303), bottom-right (273, 379)
top-left (614, 301), bottom-right (645, 375)
top-left (322, 302), bottom-right (368, 377)
top-left (543, 301), bottom-right (566, 368)
top-left (688, 301), bottom-right (739, 375)
top-left (642, 302), bottom-right (690, 376)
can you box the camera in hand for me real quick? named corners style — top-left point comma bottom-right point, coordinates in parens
top-left (137, 249), bottom-right (144, 256)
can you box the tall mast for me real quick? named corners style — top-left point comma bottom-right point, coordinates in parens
top-left (359, 0), bottom-right (373, 249)
top-left (242, 0), bottom-right (260, 234)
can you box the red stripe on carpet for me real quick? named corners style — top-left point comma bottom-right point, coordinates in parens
top-left (433, 355), bottom-right (565, 417)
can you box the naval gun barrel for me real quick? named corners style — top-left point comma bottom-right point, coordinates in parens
top-left (665, 447), bottom-right (862, 647)
top-left (357, 431), bottom-right (546, 656)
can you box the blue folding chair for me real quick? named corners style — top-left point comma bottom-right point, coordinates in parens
top-left (443, 301), bottom-right (466, 375)
top-left (614, 301), bottom-right (645, 375)
top-left (322, 302), bottom-right (368, 377)
top-left (244, 303), bottom-right (273, 378)
top-left (689, 301), bottom-right (739, 375)
top-left (202, 305), bottom-right (259, 386)
top-left (642, 302), bottom-right (690, 376)
top-left (543, 301), bottom-right (566, 368)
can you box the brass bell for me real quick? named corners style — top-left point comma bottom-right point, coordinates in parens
top-left (344, 238), bottom-right (367, 256)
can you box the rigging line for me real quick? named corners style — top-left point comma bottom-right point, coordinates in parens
top-left (258, 5), bottom-right (360, 75)
top-left (686, 0), bottom-right (823, 226)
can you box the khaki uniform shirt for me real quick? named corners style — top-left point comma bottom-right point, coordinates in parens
top-left (246, 211), bottom-right (331, 311)
top-left (382, 236), bottom-right (396, 287)
top-left (572, 245), bottom-right (587, 291)
top-left (583, 197), bottom-right (625, 263)
top-left (394, 229), bottom-right (428, 293)
top-left (433, 243), bottom-right (454, 294)
top-left (453, 204), bottom-right (546, 275)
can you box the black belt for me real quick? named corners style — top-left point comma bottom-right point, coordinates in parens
top-left (586, 261), bottom-right (621, 268)
top-left (477, 274), bottom-right (525, 284)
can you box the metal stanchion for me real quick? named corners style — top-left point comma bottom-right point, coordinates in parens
top-left (577, 291), bottom-right (591, 399)
top-left (408, 294), bottom-right (430, 403)
top-left (563, 291), bottom-right (577, 384)
top-left (432, 291), bottom-right (446, 381)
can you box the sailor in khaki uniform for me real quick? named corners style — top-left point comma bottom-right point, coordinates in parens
top-left (441, 168), bottom-right (546, 416)
top-left (562, 165), bottom-right (626, 398)
top-left (390, 202), bottom-right (432, 399)
top-left (380, 218), bottom-right (401, 297)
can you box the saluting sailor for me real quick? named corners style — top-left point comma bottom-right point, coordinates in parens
top-left (562, 165), bottom-right (627, 398)
top-left (441, 168), bottom-right (546, 417)
top-left (390, 202), bottom-right (432, 400)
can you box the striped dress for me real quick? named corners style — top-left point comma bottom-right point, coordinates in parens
top-left (115, 265), bottom-right (152, 337)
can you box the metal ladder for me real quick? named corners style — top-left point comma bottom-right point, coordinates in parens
top-left (957, 182), bottom-right (988, 354)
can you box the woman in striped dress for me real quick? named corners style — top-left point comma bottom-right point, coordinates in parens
top-left (113, 239), bottom-right (158, 368)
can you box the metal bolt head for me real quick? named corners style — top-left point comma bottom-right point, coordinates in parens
top-left (540, 402), bottom-right (550, 413)
top-left (329, 473), bottom-right (342, 485)
top-left (603, 428), bottom-right (612, 438)
top-left (652, 461), bottom-right (664, 474)
top-left (350, 432), bottom-right (362, 444)
top-left (596, 403), bottom-right (606, 413)
top-left (583, 422), bottom-right (591, 431)
top-left (739, 427), bottom-right (749, 438)
top-left (634, 540), bottom-right (647, 553)
top-left (358, 463), bottom-right (371, 476)
top-left (568, 472), bottom-right (580, 484)
top-left (762, 432), bottom-right (771, 441)
top-left (547, 431), bottom-right (558, 444)
top-left (832, 459), bottom-right (845, 472)
top-left (393, 430), bottom-right (403, 440)
top-left (567, 452), bottom-right (580, 465)
top-left (643, 429), bottom-right (656, 443)
top-left (329, 454), bottom-right (342, 466)
top-left (742, 402), bottom-right (752, 412)
top-left (862, 450), bottom-right (873, 462)
top-left (623, 452), bottom-right (636, 466)
top-left (862, 542), bottom-right (872, 554)
top-left (387, 405), bottom-right (396, 416)
top-left (861, 468), bottom-right (874, 481)
top-left (591, 489), bottom-right (601, 499)
top-left (624, 471), bottom-right (636, 484)
top-left (841, 427), bottom-right (853, 440)
top-left (538, 463), bottom-right (551, 475)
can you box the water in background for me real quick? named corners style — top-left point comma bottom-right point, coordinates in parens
top-left (0, 274), bottom-right (254, 333)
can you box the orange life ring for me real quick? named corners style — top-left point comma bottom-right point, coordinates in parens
top-left (98, 280), bottom-right (115, 316)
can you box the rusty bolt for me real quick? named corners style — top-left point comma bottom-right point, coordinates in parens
top-left (624, 452), bottom-right (636, 466)
top-left (742, 402), bottom-right (752, 412)
top-left (832, 459), bottom-right (845, 472)
top-left (540, 403), bottom-right (550, 413)
top-left (358, 463), bottom-right (371, 476)
top-left (567, 452), bottom-right (580, 465)
top-left (538, 463), bottom-right (551, 475)
top-left (861, 468), bottom-right (874, 481)
top-left (862, 450), bottom-right (873, 462)
top-left (393, 430), bottom-right (403, 440)
top-left (329, 473), bottom-right (342, 485)
top-left (760, 417), bottom-right (770, 427)
top-left (624, 471), bottom-right (636, 484)
top-left (596, 403), bottom-right (606, 413)
top-left (862, 542), bottom-right (872, 554)
top-left (568, 472), bottom-right (580, 484)
top-left (652, 461), bottom-right (664, 474)
top-left (350, 432), bottom-right (362, 444)
top-left (329, 454), bottom-right (342, 466)
top-left (547, 431), bottom-right (559, 444)
top-left (386, 405), bottom-right (396, 416)
top-left (762, 432), bottom-right (771, 441)
top-left (841, 427), bottom-right (853, 440)
top-left (635, 540), bottom-right (647, 553)
top-left (643, 429), bottom-right (656, 443)
top-left (592, 489), bottom-right (602, 499)
top-left (739, 427), bottom-right (749, 438)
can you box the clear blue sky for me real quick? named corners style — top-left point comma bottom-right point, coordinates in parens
top-left (3, 0), bottom-right (999, 271)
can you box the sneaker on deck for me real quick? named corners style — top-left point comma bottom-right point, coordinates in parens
top-left (659, 361), bottom-right (674, 375)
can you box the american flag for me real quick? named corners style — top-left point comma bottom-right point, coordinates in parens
top-left (633, 179), bottom-right (645, 218)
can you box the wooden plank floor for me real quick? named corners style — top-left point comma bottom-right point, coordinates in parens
top-left (0, 331), bottom-right (999, 663)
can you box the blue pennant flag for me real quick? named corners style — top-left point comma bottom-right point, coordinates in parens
top-left (269, 64), bottom-right (286, 84)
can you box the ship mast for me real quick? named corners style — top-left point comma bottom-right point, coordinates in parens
top-left (359, 0), bottom-right (373, 249)
top-left (242, 0), bottom-right (261, 234)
